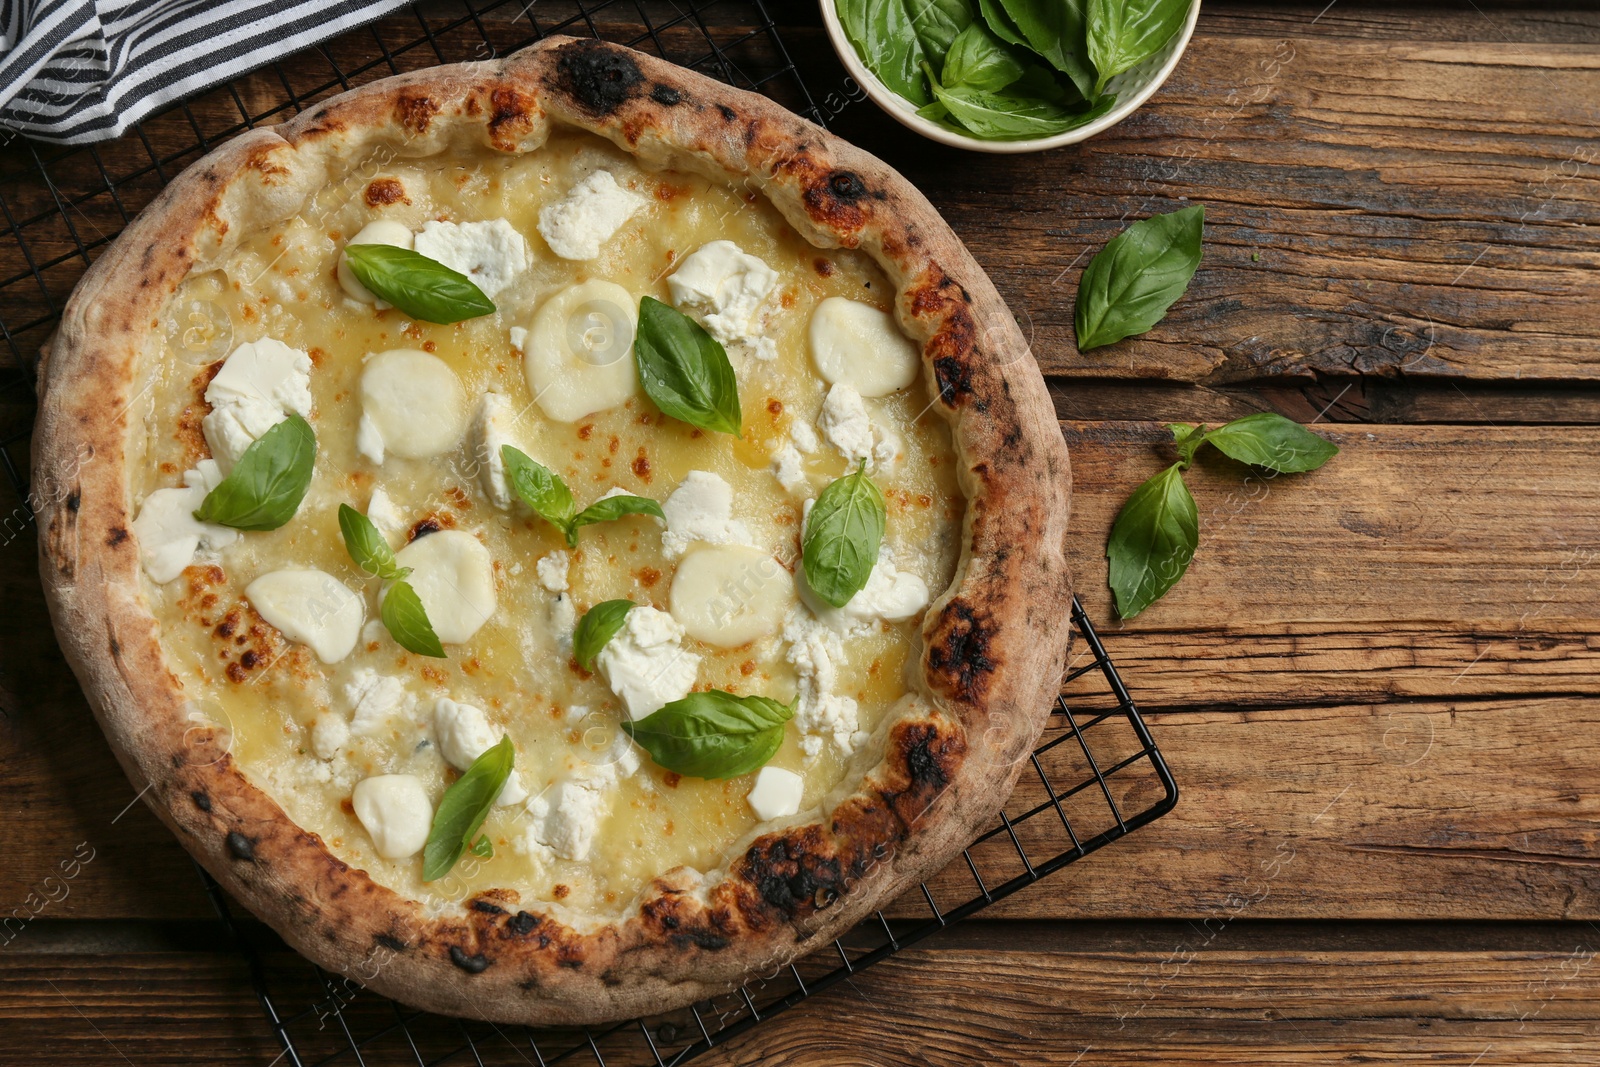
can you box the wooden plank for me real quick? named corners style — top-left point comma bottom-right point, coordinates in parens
top-left (1062, 422), bottom-right (1600, 706)
top-left (5, 934), bottom-right (1600, 1065)
top-left (4, 20), bottom-right (1599, 387)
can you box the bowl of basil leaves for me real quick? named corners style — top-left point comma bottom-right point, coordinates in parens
top-left (825, 0), bottom-right (1200, 152)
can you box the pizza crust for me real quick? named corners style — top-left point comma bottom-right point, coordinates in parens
top-left (33, 37), bottom-right (1072, 1024)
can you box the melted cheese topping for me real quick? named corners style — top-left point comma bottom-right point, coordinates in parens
top-left (127, 132), bottom-right (963, 917)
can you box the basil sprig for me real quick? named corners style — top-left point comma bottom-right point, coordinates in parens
top-left (1086, 0), bottom-right (1190, 97)
top-left (194, 414), bottom-right (316, 530)
top-left (380, 582), bottom-right (446, 658)
top-left (422, 736), bottom-right (513, 881)
top-left (1107, 414), bottom-right (1337, 618)
top-left (923, 61), bottom-right (1116, 140)
top-left (338, 504), bottom-right (409, 581)
top-left (342, 244), bottom-right (495, 324)
top-left (501, 445), bottom-right (663, 547)
top-left (802, 463), bottom-right (887, 609)
top-left (622, 691), bottom-right (794, 779)
top-left (573, 599), bottom-right (634, 671)
top-left (1075, 206), bottom-right (1203, 352)
top-left (633, 296), bottom-right (742, 436)
top-left (337, 504), bottom-right (445, 657)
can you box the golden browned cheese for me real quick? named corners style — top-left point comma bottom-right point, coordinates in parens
top-left (128, 131), bottom-right (962, 916)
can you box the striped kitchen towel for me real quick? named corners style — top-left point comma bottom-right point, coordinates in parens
top-left (0, 0), bottom-right (414, 144)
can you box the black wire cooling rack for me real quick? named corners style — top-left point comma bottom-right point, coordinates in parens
top-left (0, 2), bottom-right (1178, 1063)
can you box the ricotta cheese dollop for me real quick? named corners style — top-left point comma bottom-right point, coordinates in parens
top-left (358, 348), bottom-right (468, 463)
top-left (659, 470), bottom-right (752, 560)
top-left (411, 218), bottom-right (530, 299)
top-left (595, 605), bottom-right (700, 720)
top-left (243, 568), bottom-right (364, 664)
top-left (352, 774), bottom-right (433, 860)
top-left (667, 240), bottom-right (778, 357)
top-left (389, 530), bottom-right (497, 645)
top-left (201, 338), bottom-right (314, 473)
top-left (470, 390), bottom-right (527, 509)
top-left (433, 698), bottom-right (527, 806)
top-left (536, 170), bottom-right (647, 261)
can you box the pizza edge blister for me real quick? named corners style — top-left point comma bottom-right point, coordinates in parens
top-left (32, 37), bottom-right (1073, 1025)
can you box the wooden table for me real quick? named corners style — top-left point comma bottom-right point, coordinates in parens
top-left (3, 2), bottom-right (1598, 1063)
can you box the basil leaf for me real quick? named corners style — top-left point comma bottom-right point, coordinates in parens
top-left (987, 0), bottom-right (1097, 99)
top-left (836, 0), bottom-right (935, 106)
top-left (909, 0), bottom-right (977, 66)
top-left (572, 495), bottom-right (666, 535)
top-left (803, 463), bottom-right (887, 609)
top-left (380, 579), bottom-right (446, 658)
top-left (573, 599), bottom-right (635, 671)
top-left (924, 63), bottom-right (1116, 141)
top-left (622, 690), bottom-right (793, 780)
top-left (338, 503), bottom-right (409, 580)
top-left (633, 296), bottom-right (741, 436)
top-left (1087, 0), bottom-right (1190, 97)
top-left (1192, 413), bottom-right (1339, 474)
top-left (501, 445), bottom-right (577, 542)
top-left (469, 835), bottom-right (494, 859)
top-left (1106, 462), bottom-right (1198, 619)
top-left (194, 414), bottom-right (316, 531)
top-left (423, 736), bottom-right (513, 881)
top-left (942, 22), bottom-right (1026, 92)
top-left (1074, 205), bottom-right (1204, 351)
top-left (341, 244), bottom-right (495, 325)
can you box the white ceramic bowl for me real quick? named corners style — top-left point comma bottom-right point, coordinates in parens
top-left (819, 1), bottom-right (1201, 153)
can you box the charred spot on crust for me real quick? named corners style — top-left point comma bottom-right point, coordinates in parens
top-left (882, 722), bottom-right (968, 828)
top-left (225, 831), bottom-right (256, 861)
top-left (827, 170), bottom-right (869, 201)
top-left (651, 84), bottom-right (683, 106)
top-left (926, 601), bottom-right (997, 701)
top-left (65, 490), bottom-right (80, 513)
top-left (507, 911), bottom-right (539, 937)
top-left (716, 104), bottom-right (736, 122)
top-left (409, 517), bottom-right (442, 541)
top-left (449, 945), bottom-right (491, 973)
top-left (376, 933), bottom-right (407, 951)
top-left (470, 899), bottom-right (506, 915)
top-left (488, 87), bottom-right (535, 145)
top-left (557, 41), bottom-right (643, 114)
top-left (933, 356), bottom-right (974, 406)
top-left (396, 94), bottom-right (441, 134)
top-left (737, 830), bottom-right (844, 919)
top-left (191, 791), bottom-right (211, 812)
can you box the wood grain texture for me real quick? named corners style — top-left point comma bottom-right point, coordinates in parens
top-left (4, 935), bottom-right (1599, 1065)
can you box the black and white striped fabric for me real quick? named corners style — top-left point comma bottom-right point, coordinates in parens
top-left (0, 0), bottom-right (413, 144)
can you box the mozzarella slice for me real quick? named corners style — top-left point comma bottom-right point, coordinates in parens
top-left (131, 485), bottom-right (239, 584)
top-left (433, 698), bottom-right (527, 806)
top-left (670, 544), bottom-right (794, 648)
top-left (747, 766), bottom-right (804, 821)
top-left (537, 170), bottom-right (647, 261)
top-left (523, 279), bottom-right (638, 422)
top-left (809, 297), bottom-right (920, 397)
top-left (391, 530), bottom-right (496, 644)
top-left (359, 349), bottom-right (467, 461)
top-left (412, 218), bottom-right (529, 299)
top-left (244, 569), bottom-right (364, 663)
top-left (337, 219), bottom-right (414, 303)
top-left (352, 774), bottom-right (432, 860)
